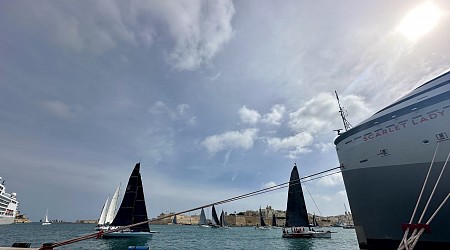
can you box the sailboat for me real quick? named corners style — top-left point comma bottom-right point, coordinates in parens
top-left (42, 208), bottom-right (51, 225)
top-left (198, 208), bottom-right (210, 228)
top-left (282, 164), bottom-right (331, 238)
top-left (342, 204), bottom-right (355, 229)
top-left (272, 214), bottom-right (279, 228)
top-left (96, 184), bottom-right (121, 231)
top-left (210, 205), bottom-right (221, 228)
top-left (255, 207), bottom-right (270, 229)
top-left (102, 163), bottom-right (153, 238)
top-left (96, 196), bottom-right (109, 228)
top-left (171, 214), bottom-right (178, 225)
top-left (219, 210), bottom-right (229, 228)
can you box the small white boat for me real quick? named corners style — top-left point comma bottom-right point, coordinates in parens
top-left (42, 209), bottom-right (51, 225)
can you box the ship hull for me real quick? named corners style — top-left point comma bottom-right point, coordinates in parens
top-left (0, 215), bottom-right (15, 225)
top-left (342, 162), bottom-right (449, 249)
top-left (335, 71), bottom-right (450, 249)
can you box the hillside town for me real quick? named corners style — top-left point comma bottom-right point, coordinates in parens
top-left (150, 205), bottom-right (353, 227)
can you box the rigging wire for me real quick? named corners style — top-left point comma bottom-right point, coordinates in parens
top-left (303, 184), bottom-right (323, 217)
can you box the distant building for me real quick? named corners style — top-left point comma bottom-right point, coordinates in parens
top-left (76, 219), bottom-right (98, 224)
top-left (14, 213), bottom-right (31, 223)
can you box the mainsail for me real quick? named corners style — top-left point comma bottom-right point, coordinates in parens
top-left (259, 208), bottom-right (267, 227)
top-left (105, 184), bottom-right (120, 224)
top-left (312, 214), bottom-right (319, 227)
top-left (272, 214), bottom-right (277, 227)
top-left (172, 214), bottom-right (177, 225)
top-left (284, 164), bottom-right (309, 227)
top-left (211, 205), bottom-right (220, 226)
top-left (110, 163), bottom-right (150, 232)
top-left (219, 210), bottom-right (227, 227)
top-left (98, 196), bottom-right (109, 225)
top-left (199, 208), bottom-right (208, 225)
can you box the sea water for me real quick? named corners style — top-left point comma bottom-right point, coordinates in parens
top-left (1, 223), bottom-right (359, 249)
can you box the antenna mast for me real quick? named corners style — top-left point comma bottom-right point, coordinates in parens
top-left (335, 91), bottom-right (352, 133)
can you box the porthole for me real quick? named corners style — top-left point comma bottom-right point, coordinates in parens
top-left (422, 140), bottom-right (429, 144)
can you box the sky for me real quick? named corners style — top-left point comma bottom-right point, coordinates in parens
top-left (1, 0), bottom-right (450, 222)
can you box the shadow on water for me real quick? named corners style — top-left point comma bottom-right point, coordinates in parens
top-left (282, 238), bottom-right (315, 250)
top-left (100, 238), bottom-right (150, 250)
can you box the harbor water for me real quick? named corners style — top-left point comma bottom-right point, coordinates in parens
top-left (1, 223), bottom-right (359, 249)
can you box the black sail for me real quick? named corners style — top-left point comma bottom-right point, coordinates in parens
top-left (272, 214), bottom-right (277, 227)
top-left (284, 164), bottom-right (309, 227)
top-left (110, 163), bottom-right (150, 232)
top-left (211, 205), bottom-right (220, 226)
top-left (259, 208), bottom-right (267, 227)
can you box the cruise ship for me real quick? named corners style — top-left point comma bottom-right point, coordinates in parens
top-left (334, 71), bottom-right (450, 249)
top-left (0, 177), bottom-right (19, 225)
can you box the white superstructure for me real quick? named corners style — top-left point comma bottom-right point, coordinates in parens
top-left (0, 177), bottom-right (19, 225)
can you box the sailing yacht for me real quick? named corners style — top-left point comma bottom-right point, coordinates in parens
top-left (42, 209), bottom-right (51, 225)
top-left (219, 210), bottom-right (229, 228)
top-left (272, 214), bottom-right (279, 228)
top-left (171, 214), bottom-right (178, 225)
top-left (198, 208), bottom-right (210, 228)
top-left (210, 205), bottom-right (220, 228)
top-left (97, 196), bottom-right (109, 228)
top-left (102, 163), bottom-right (153, 238)
top-left (96, 184), bottom-right (120, 231)
top-left (255, 207), bottom-right (270, 229)
top-left (282, 164), bottom-right (331, 238)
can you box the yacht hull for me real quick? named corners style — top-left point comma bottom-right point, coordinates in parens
top-left (102, 231), bottom-right (153, 238)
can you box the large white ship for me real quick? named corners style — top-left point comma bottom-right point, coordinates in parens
top-left (334, 71), bottom-right (450, 249)
top-left (0, 177), bottom-right (19, 225)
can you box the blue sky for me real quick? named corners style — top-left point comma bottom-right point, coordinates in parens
top-left (1, 0), bottom-right (449, 222)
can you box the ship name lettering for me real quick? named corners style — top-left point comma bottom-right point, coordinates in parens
top-left (411, 110), bottom-right (445, 125)
top-left (363, 110), bottom-right (444, 142)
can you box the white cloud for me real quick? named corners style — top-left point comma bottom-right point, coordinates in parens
top-left (148, 101), bottom-right (194, 122)
top-left (177, 104), bottom-right (190, 116)
top-left (263, 181), bottom-right (277, 189)
top-left (6, 1), bottom-right (235, 69)
top-left (42, 100), bottom-right (75, 119)
top-left (267, 132), bottom-right (314, 159)
top-left (261, 104), bottom-right (285, 125)
top-left (314, 142), bottom-right (335, 152)
top-left (166, 0), bottom-right (235, 70)
top-left (317, 173), bottom-right (344, 187)
top-left (201, 129), bottom-right (258, 154)
top-left (289, 92), bottom-right (371, 135)
top-left (289, 92), bottom-right (338, 134)
top-left (238, 106), bottom-right (261, 124)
